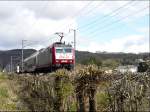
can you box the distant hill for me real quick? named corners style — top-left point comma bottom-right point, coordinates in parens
top-left (0, 49), bottom-right (149, 70)
top-left (76, 51), bottom-right (149, 63)
top-left (0, 49), bottom-right (36, 69)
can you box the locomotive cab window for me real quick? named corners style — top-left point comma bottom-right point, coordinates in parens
top-left (64, 48), bottom-right (72, 53)
top-left (56, 49), bottom-right (63, 53)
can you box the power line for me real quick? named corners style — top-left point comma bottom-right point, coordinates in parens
top-left (55, 1), bottom-right (94, 32)
top-left (79, 2), bottom-right (139, 33)
top-left (71, 1), bottom-right (94, 19)
top-left (16, 1), bottom-right (62, 51)
top-left (77, 1), bottom-right (135, 30)
top-left (26, 2), bottom-right (93, 47)
top-left (19, 2), bottom-right (103, 50)
top-left (60, 1), bottom-right (105, 32)
top-left (23, 32), bottom-right (71, 49)
top-left (79, 2), bottom-right (146, 36)
top-left (79, 1), bottom-right (105, 18)
top-left (52, 1), bottom-right (105, 44)
top-left (35, 32), bottom-right (69, 45)
top-left (87, 6), bottom-right (149, 39)
top-left (20, 1), bottom-right (49, 72)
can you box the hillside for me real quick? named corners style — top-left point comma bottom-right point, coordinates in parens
top-left (0, 49), bottom-right (36, 70)
top-left (76, 51), bottom-right (149, 65)
top-left (0, 49), bottom-right (149, 70)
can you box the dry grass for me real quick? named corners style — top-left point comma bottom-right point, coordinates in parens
top-left (0, 72), bottom-right (28, 111)
top-left (0, 65), bottom-right (149, 111)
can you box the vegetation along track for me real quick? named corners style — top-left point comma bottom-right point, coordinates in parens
top-left (0, 72), bottom-right (28, 111)
top-left (0, 65), bottom-right (150, 111)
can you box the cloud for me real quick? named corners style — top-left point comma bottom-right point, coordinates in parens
top-left (0, 16), bottom-right (78, 49)
top-left (0, 1), bottom-right (89, 20)
top-left (0, 1), bottom-right (83, 50)
top-left (86, 35), bottom-right (149, 53)
top-left (0, 1), bottom-right (149, 54)
top-left (21, 1), bottom-right (77, 20)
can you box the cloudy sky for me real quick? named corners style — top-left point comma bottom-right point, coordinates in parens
top-left (0, 1), bottom-right (149, 53)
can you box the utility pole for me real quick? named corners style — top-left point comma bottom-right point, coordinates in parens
top-left (22, 40), bottom-right (23, 72)
top-left (21, 40), bottom-right (27, 72)
top-left (9, 64), bottom-right (11, 73)
top-left (55, 32), bottom-right (64, 42)
top-left (149, 30), bottom-right (150, 59)
top-left (10, 56), bottom-right (21, 73)
top-left (10, 56), bottom-right (12, 72)
top-left (69, 29), bottom-right (76, 69)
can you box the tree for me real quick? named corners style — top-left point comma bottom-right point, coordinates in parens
top-left (102, 59), bottom-right (120, 69)
top-left (81, 56), bottom-right (102, 66)
top-left (138, 62), bottom-right (149, 72)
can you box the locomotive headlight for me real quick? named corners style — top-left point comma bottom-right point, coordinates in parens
top-left (56, 60), bottom-right (59, 63)
top-left (70, 60), bottom-right (72, 62)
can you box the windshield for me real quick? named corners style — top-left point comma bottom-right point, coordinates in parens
top-left (56, 48), bottom-right (72, 53)
top-left (56, 49), bottom-right (63, 53)
top-left (64, 49), bottom-right (72, 53)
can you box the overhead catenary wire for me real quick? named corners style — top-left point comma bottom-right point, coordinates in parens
top-left (20, 1), bottom-right (148, 50)
top-left (66, 1), bottom-right (105, 26)
top-left (22, 1), bottom-right (49, 40)
top-left (77, 0), bottom-right (136, 31)
top-left (79, 1), bottom-right (105, 17)
top-left (35, 2), bottom-right (101, 46)
top-left (86, 6), bottom-right (149, 39)
top-left (68, 1), bottom-right (94, 19)
top-left (26, 2), bottom-right (94, 47)
top-left (54, 1), bottom-right (94, 32)
top-left (22, 1), bottom-right (105, 48)
top-left (78, 1), bottom-right (145, 36)
top-left (21, 2), bottom-right (74, 49)
top-left (21, 1), bottom-right (49, 72)
top-left (39, 1), bottom-right (137, 46)
top-left (57, 1), bottom-right (105, 44)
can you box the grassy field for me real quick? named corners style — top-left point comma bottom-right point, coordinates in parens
top-left (0, 72), bottom-right (28, 111)
top-left (0, 66), bottom-right (149, 111)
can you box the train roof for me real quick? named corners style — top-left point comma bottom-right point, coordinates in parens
top-left (53, 42), bottom-right (72, 47)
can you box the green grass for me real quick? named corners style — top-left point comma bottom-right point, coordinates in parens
top-left (0, 103), bottom-right (16, 110)
top-left (0, 72), bottom-right (18, 111)
top-left (96, 92), bottom-right (109, 111)
top-left (0, 73), bottom-right (7, 80)
top-left (70, 101), bottom-right (77, 111)
top-left (0, 87), bottom-right (9, 98)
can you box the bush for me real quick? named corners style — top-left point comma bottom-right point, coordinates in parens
top-left (6, 65), bottom-right (150, 112)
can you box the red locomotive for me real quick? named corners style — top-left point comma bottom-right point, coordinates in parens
top-left (23, 42), bottom-right (74, 73)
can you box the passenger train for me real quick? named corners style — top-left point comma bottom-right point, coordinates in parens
top-left (21, 42), bottom-right (74, 73)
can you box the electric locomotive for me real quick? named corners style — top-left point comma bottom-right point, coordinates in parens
top-left (23, 42), bottom-right (74, 73)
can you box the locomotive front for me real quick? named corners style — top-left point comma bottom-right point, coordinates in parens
top-left (52, 42), bottom-right (74, 70)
